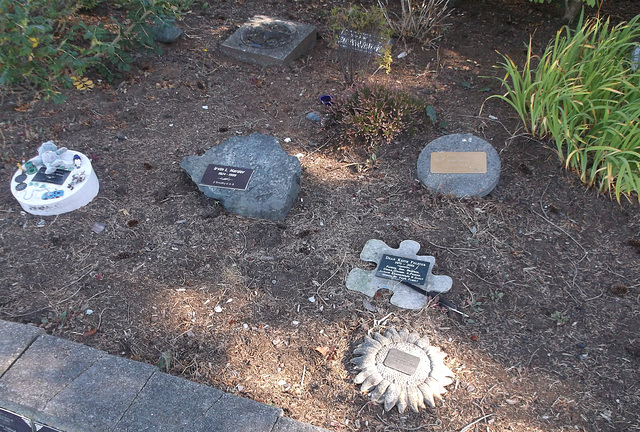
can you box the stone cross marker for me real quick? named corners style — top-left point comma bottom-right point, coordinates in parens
top-left (417, 134), bottom-right (501, 197)
top-left (346, 239), bottom-right (452, 310)
top-left (181, 133), bottom-right (301, 221)
top-left (221, 16), bottom-right (317, 67)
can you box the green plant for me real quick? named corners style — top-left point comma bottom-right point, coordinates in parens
top-left (329, 5), bottom-right (393, 84)
top-left (328, 82), bottom-right (423, 149)
top-left (491, 14), bottom-right (640, 203)
top-left (0, 0), bottom-right (195, 103)
top-left (378, 0), bottom-right (451, 47)
top-left (489, 290), bottom-right (504, 302)
top-left (549, 311), bottom-right (569, 326)
top-left (529, 0), bottom-right (601, 22)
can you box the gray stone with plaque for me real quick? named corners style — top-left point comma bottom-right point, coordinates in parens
top-left (181, 133), bottom-right (301, 221)
top-left (417, 133), bottom-right (501, 197)
top-left (346, 239), bottom-right (452, 310)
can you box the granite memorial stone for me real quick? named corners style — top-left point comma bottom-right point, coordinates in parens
top-left (417, 133), bottom-right (501, 197)
top-left (181, 133), bottom-right (301, 221)
top-left (221, 16), bottom-right (316, 67)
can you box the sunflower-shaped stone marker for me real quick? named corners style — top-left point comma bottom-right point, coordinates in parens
top-left (351, 328), bottom-right (454, 413)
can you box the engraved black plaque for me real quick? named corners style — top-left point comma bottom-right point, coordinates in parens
top-left (375, 254), bottom-right (430, 285)
top-left (199, 164), bottom-right (254, 190)
top-left (0, 407), bottom-right (32, 432)
top-left (32, 167), bottom-right (71, 185)
top-left (383, 348), bottom-right (421, 375)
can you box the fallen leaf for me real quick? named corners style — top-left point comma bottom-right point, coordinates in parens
top-left (84, 328), bottom-right (97, 337)
top-left (314, 346), bottom-right (336, 359)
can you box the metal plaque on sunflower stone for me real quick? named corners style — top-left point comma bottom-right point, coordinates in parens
top-left (199, 164), bottom-right (254, 190)
top-left (375, 254), bottom-right (430, 285)
top-left (430, 152), bottom-right (487, 174)
top-left (383, 348), bottom-right (421, 375)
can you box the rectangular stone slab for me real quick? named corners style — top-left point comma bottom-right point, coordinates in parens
top-left (430, 152), bottom-right (487, 174)
top-left (383, 348), bottom-right (421, 376)
top-left (41, 355), bottom-right (156, 432)
top-left (0, 320), bottom-right (43, 377)
top-left (0, 407), bottom-right (32, 432)
top-left (221, 16), bottom-right (316, 67)
top-left (114, 372), bottom-right (224, 432)
top-left (0, 335), bottom-right (104, 411)
top-left (192, 393), bottom-right (281, 432)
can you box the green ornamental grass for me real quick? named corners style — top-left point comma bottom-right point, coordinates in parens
top-left (492, 14), bottom-right (640, 203)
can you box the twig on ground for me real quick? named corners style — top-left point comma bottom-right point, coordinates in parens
top-left (459, 413), bottom-right (495, 432)
top-left (305, 132), bottom-right (336, 158)
top-left (427, 240), bottom-right (478, 255)
top-left (526, 348), bottom-right (540, 367)
top-left (534, 183), bottom-right (588, 261)
top-left (532, 209), bottom-right (588, 262)
top-left (314, 252), bottom-right (348, 297)
top-left (97, 308), bottom-right (106, 330)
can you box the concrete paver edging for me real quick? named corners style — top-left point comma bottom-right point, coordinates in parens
top-left (0, 320), bottom-right (331, 432)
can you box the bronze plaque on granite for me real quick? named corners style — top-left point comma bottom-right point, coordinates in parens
top-left (430, 152), bottom-right (487, 174)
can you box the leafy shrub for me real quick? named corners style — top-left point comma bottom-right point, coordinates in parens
top-left (328, 82), bottom-right (423, 148)
top-left (0, 0), bottom-right (195, 103)
top-left (529, 0), bottom-right (600, 22)
top-left (492, 14), bottom-right (640, 203)
top-left (378, 0), bottom-right (451, 48)
top-left (329, 5), bottom-right (393, 85)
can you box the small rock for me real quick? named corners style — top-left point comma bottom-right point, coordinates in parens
top-left (91, 222), bottom-right (106, 233)
top-left (214, 305), bottom-right (223, 313)
top-left (284, 137), bottom-right (291, 143)
top-left (37, 220), bottom-right (45, 228)
top-left (306, 111), bottom-right (322, 122)
top-left (152, 24), bottom-right (184, 43)
top-left (397, 51), bottom-right (408, 58)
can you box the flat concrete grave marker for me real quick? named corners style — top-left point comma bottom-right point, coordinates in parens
top-left (417, 134), bottom-right (500, 197)
top-left (0, 407), bottom-right (32, 432)
top-left (0, 409), bottom-right (64, 432)
top-left (221, 16), bottom-right (316, 66)
top-left (181, 133), bottom-right (301, 221)
top-left (346, 239), bottom-right (452, 310)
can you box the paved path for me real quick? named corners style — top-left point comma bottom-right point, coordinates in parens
top-left (0, 320), bottom-right (330, 432)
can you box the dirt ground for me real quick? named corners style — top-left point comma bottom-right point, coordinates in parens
top-left (1, 0), bottom-right (640, 431)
